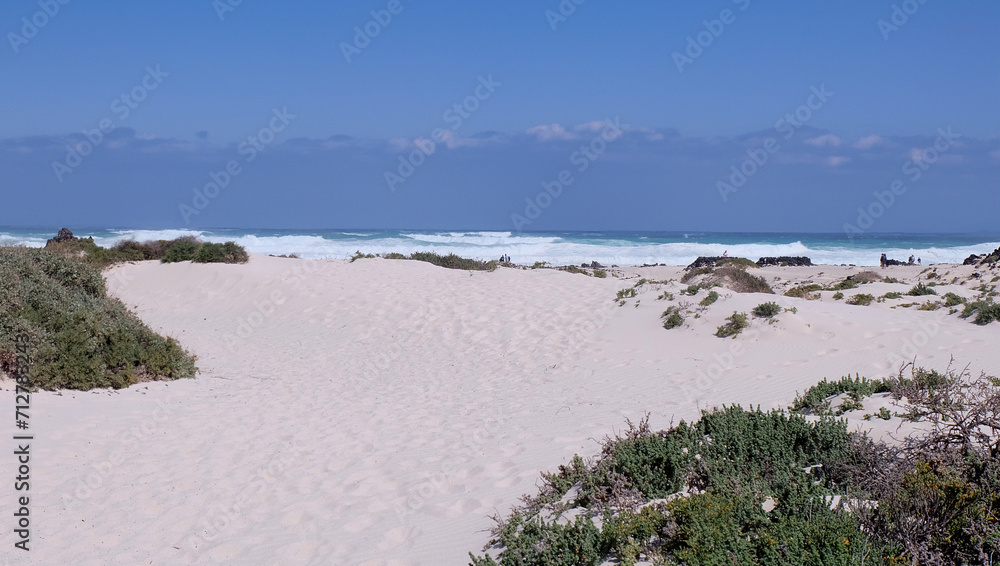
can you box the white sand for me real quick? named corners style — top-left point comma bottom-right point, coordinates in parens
top-left (4, 256), bottom-right (999, 565)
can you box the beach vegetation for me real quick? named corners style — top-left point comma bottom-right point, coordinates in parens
top-left (829, 278), bottom-right (859, 291)
top-left (615, 288), bottom-right (637, 301)
top-left (680, 266), bottom-right (713, 284)
top-left (657, 291), bottom-right (674, 301)
top-left (712, 265), bottom-right (774, 294)
top-left (530, 261), bottom-right (549, 269)
top-left (661, 307), bottom-right (684, 329)
top-left (907, 283), bottom-right (938, 296)
top-left (883, 276), bottom-right (900, 283)
top-left (941, 292), bottom-right (966, 307)
top-left (847, 293), bottom-right (875, 306)
top-left (715, 257), bottom-right (757, 269)
top-left (880, 291), bottom-right (903, 300)
top-left (961, 299), bottom-right (1000, 325)
top-left (0, 247), bottom-right (197, 390)
top-left (593, 269), bottom-right (607, 278)
top-left (470, 363), bottom-right (1000, 566)
top-left (833, 291), bottom-right (844, 300)
top-left (784, 283), bottom-right (823, 299)
top-left (715, 311), bottom-right (748, 337)
top-left (918, 301), bottom-right (941, 311)
top-left (698, 290), bottom-right (719, 306)
top-left (752, 301), bottom-right (781, 318)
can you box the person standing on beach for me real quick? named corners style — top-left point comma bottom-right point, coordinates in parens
top-left (880, 253), bottom-right (887, 269)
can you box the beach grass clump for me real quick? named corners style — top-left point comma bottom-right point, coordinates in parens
top-left (918, 301), bottom-right (941, 311)
top-left (881, 291), bottom-right (903, 300)
top-left (829, 278), bottom-right (860, 291)
top-left (847, 293), bottom-right (875, 306)
top-left (752, 301), bottom-right (781, 318)
top-left (593, 269), bottom-right (607, 278)
top-left (784, 283), bottom-right (823, 299)
top-left (615, 288), bottom-right (637, 301)
top-left (715, 311), bottom-right (748, 337)
top-left (833, 291), bottom-right (844, 300)
top-left (0, 247), bottom-right (197, 390)
top-left (407, 252), bottom-right (497, 271)
top-left (698, 290), bottom-right (719, 306)
top-left (661, 307), bottom-right (684, 329)
top-left (45, 235), bottom-right (248, 268)
top-left (193, 241), bottom-right (249, 264)
top-left (907, 283), bottom-right (938, 296)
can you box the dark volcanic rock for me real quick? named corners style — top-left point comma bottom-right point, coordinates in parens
top-left (964, 254), bottom-right (984, 266)
top-left (45, 227), bottom-right (77, 247)
top-left (686, 256), bottom-right (725, 269)
top-left (756, 256), bottom-right (812, 267)
top-left (885, 259), bottom-right (905, 266)
top-left (590, 261), bottom-right (604, 269)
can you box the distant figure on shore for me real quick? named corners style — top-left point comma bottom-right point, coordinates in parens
top-left (908, 255), bottom-right (915, 265)
top-left (917, 257), bottom-right (921, 265)
top-left (722, 250), bottom-right (728, 257)
top-left (499, 254), bottom-right (510, 263)
top-left (880, 253), bottom-right (887, 269)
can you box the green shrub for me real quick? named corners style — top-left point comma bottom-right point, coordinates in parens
top-left (847, 293), bottom-right (875, 306)
top-left (615, 288), bottom-right (637, 301)
top-left (791, 374), bottom-right (894, 414)
top-left (593, 269), bottom-right (607, 278)
top-left (715, 311), bottom-right (748, 337)
top-left (832, 291), bottom-right (844, 300)
top-left (715, 266), bottom-right (773, 294)
top-left (918, 301), bottom-right (941, 311)
top-left (716, 257), bottom-right (757, 269)
top-left (881, 291), bottom-right (903, 300)
top-left (961, 299), bottom-right (1000, 325)
top-left (408, 252), bottom-right (496, 271)
top-left (830, 278), bottom-right (859, 291)
top-left (530, 261), bottom-right (549, 269)
top-left (680, 266), bottom-right (713, 283)
top-left (162, 238), bottom-right (200, 263)
top-left (662, 307), bottom-right (684, 329)
top-left (0, 247), bottom-right (197, 390)
top-left (752, 301), bottom-right (781, 318)
top-left (785, 283), bottom-right (822, 298)
top-left (907, 283), bottom-right (938, 296)
top-left (194, 242), bottom-right (226, 263)
top-left (698, 290), bottom-right (719, 306)
top-left (943, 292), bottom-right (966, 307)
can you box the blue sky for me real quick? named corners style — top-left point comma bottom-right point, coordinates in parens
top-left (1, 0), bottom-right (998, 232)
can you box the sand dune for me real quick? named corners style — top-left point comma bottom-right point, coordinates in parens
top-left (4, 256), bottom-right (998, 565)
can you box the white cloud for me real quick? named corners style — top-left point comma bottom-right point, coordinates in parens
top-left (526, 123), bottom-right (576, 141)
top-left (852, 134), bottom-right (887, 149)
top-left (826, 156), bottom-right (851, 167)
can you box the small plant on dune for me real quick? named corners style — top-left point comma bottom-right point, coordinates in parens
top-left (832, 292), bottom-right (844, 300)
top-left (715, 311), bottom-right (748, 338)
top-left (943, 292), bottom-right (966, 307)
top-left (593, 269), bottom-right (607, 278)
top-left (662, 307), bottom-right (684, 329)
top-left (847, 293), bottom-right (875, 306)
top-left (615, 288), bottom-right (637, 301)
top-left (883, 276), bottom-right (900, 283)
top-left (918, 301), bottom-right (941, 311)
top-left (383, 252), bottom-right (407, 259)
top-left (961, 299), bottom-right (1000, 325)
top-left (829, 278), bottom-right (860, 291)
top-left (531, 261), bottom-right (549, 269)
top-left (881, 291), bottom-right (903, 300)
top-left (784, 283), bottom-right (823, 299)
top-left (907, 282), bottom-right (938, 296)
top-left (563, 265), bottom-right (590, 276)
top-left (713, 266), bottom-right (774, 294)
top-left (752, 302), bottom-right (781, 318)
top-left (350, 250), bottom-right (376, 262)
top-left (698, 290), bottom-right (719, 306)
top-left (791, 374), bottom-right (894, 414)
top-left (635, 278), bottom-right (648, 287)
top-left (657, 291), bottom-right (674, 301)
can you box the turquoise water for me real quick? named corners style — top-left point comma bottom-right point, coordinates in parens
top-left (2, 227), bottom-right (997, 267)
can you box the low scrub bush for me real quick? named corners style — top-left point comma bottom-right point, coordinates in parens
top-left (715, 257), bottom-right (757, 269)
top-left (0, 247), bottom-right (197, 390)
top-left (907, 283), bottom-right (938, 296)
top-left (785, 283), bottom-right (823, 298)
top-left (791, 374), bottom-right (894, 414)
top-left (961, 299), bottom-right (1000, 325)
top-left (847, 293), bottom-right (875, 306)
top-left (881, 291), bottom-right (903, 300)
top-left (661, 307), bottom-right (683, 329)
top-left (408, 252), bottom-right (497, 271)
top-left (713, 266), bottom-right (773, 294)
top-left (943, 292), bottom-right (966, 307)
top-left (698, 290), bottom-right (719, 306)
top-left (752, 301), bottom-right (781, 318)
top-left (715, 311), bottom-right (748, 337)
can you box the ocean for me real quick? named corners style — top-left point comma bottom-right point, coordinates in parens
top-left (2, 227), bottom-right (998, 268)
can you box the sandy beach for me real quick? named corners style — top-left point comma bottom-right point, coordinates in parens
top-left (4, 255), bottom-right (999, 565)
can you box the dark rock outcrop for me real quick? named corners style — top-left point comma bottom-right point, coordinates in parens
top-left (590, 261), bottom-right (604, 269)
top-left (686, 256), bottom-right (725, 269)
top-left (45, 227), bottom-right (77, 247)
top-left (964, 254), bottom-right (983, 266)
top-left (756, 256), bottom-right (812, 267)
